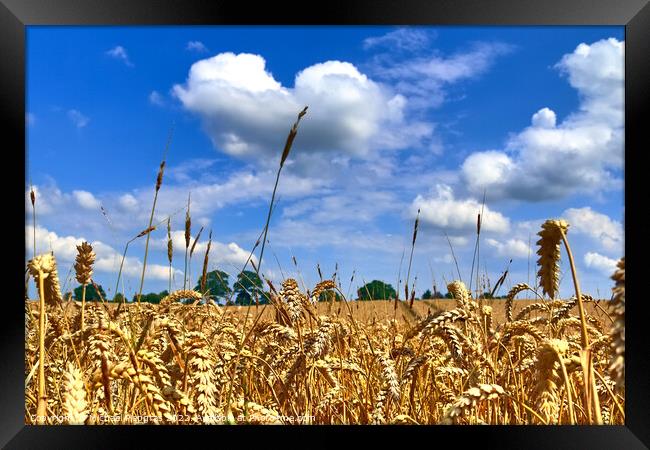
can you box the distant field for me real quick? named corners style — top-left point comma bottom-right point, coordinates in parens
top-left (217, 298), bottom-right (612, 327)
top-left (33, 297), bottom-right (612, 328)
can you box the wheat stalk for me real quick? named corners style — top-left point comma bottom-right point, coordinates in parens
top-left (609, 257), bottom-right (625, 390)
top-left (28, 253), bottom-right (63, 423)
top-left (167, 217), bottom-right (173, 293)
top-left (200, 230), bottom-right (212, 295)
top-left (256, 107), bottom-right (308, 277)
top-left (183, 193), bottom-right (191, 290)
top-left (406, 209), bottom-right (420, 308)
top-left (137, 136), bottom-right (170, 305)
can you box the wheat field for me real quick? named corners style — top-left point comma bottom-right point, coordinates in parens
top-left (24, 245), bottom-right (625, 425)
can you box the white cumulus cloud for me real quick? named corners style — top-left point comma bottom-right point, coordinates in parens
top-left (25, 225), bottom-right (180, 281)
top-left (584, 252), bottom-right (618, 277)
top-left (73, 190), bottom-right (100, 210)
top-left (563, 207), bottom-right (623, 252)
top-left (118, 193), bottom-right (139, 212)
top-left (485, 238), bottom-right (531, 259)
top-left (409, 184), bottom-right (510, 233)
top-left (172, 52), bottom-right (430, 163)
top-left (152, 230), bottom-right (254, 269)
top-left (462, 38), bottom-right (624, 201)
top-left (531, 107), bottom-right (556, 128)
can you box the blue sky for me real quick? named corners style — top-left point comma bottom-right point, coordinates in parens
top-left (25, 26), bottom-right (625, 300)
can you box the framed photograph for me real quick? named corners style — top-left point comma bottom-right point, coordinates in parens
top-left (3, 0), bottom-right (648, 447)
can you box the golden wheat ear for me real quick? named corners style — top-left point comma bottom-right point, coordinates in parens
top-left (504, 283), bottom-right (531, 322)
top-left (159, 289), bottom-right (204, 308)
top-left (62, 362), bottom-right (89, 425)
top-left (447, 280), bottom-right (470, 309)
top-left (74, 241), bottom-right (95, 285)
top-left (533, 339), bottom-right (570, 424)
top-left (28, 252), bottom-right (64, 306)
top-left (536, 219), bottom-right (569, 299)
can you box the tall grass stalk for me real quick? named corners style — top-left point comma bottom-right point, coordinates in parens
top-left (256, 106), bottom-right (308, 278)
top-left (200, 229), bottom-right (212, 294)
top-left (114, 211), bottom-right (180, 315)
top-left (469, 192), bottom-right (486, 298)
top-left (183, 193), bottom-right (191, 290)
top-left (136, 127), bottom-right (173, 305)
top-left (189, 226), bottom-right (204, 291)
top-left (167, 217), bottom-right (173, 293)
top-left (444, 232), bottom-right (462, 282)
top-left (30, 184), bottom-right (36, 260)
top-left (406, 209), bottom-right (420, 308)
top-left (395, 248), bottom-right (405, 311)
top-left (36, 270), bottom-right (47, 424)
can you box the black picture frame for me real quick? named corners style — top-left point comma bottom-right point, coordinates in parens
top-left (3, 0), bottom-right (648, 448)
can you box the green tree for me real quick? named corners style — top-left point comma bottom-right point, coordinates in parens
top-left (258, 292), bottom-right (271, 305)
top-left (422, 289), bottom-right (433, 300)
top-left (233, 270), bottom-right (264, 305)
top-left (144, 293), bottom-right (160, 304)
top-left (134, 292), bottom-right (159, 304)
top-left (113, 293), bottom-right (125, 303)
top-left (195, 270), bottom-right (232, 304)
top-left (357, 280), bottom-right (396, 301)
top-left (433, 290), bottom-right (444, 299)
top-left (130, 291), bottom-right (169, 304)
top-left (74, 284), bottom-right (106, 301)
top-left (444, 292), bottom-right (453, 299)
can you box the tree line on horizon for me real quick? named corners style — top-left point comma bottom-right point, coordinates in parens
top-left (63, 270), bottom-right (507, 305)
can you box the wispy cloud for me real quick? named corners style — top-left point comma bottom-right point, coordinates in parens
top-left (148, 90), bottom-right (165, 106)
top-left (363, 28), bottom-right (433, 52)
top-left (67, 109), bottom-right (89, 128)
top-left (106, 45), bottom-right (134, 67)
top-left (366, 40), bottom-right (514, 111)
top-left (186, 40), bottom-right (208, 53)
